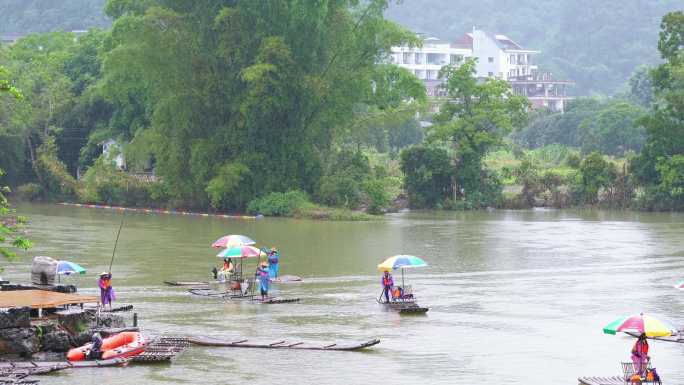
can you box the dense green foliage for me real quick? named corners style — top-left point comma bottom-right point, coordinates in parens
top-left (385, 0), bottom-right (681, 95)
top-left (400, 145), bottom-right (453, 208)
top-left (426, 59), bottom-right (527, 207)
top-left (513, 97), bottom-right (647, 156)
top-left (632, 11), bottom-right (684, 210)
top-left (0, 75), bottom-right (31, 263)
top-left (1, 1), bottom-right (421, 217)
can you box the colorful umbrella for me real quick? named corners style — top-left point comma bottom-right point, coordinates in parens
top-left (217, 245), bottom-right (266, 259)
top-left (377, 255), bottom-right (427, 288)
top-left (377, 255), bottom-right (428, 271)
top-left (211, 235), bottom-right (256, 249)
top-left (56, 261), bottom-right (86, 276)
top-left (603, 313), bottom-right (677, 337)
top-left (675, 281), bottom-right (684, 290)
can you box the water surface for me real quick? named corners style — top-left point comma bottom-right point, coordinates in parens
top-left (5, 204), bottom-right (684, 385)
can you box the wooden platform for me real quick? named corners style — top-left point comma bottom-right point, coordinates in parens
top-left (578, 376), bottom-right (626, 385)
top-left (187, 336), bottom-right (380, 351)
top-left (0, 290), bottom-right (98, 309)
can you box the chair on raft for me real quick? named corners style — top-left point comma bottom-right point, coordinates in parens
top-left (621, 361), bottom-right (660, 385)
top-left (390, 285), bottom-right (414, 302)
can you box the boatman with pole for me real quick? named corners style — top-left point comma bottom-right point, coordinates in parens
top-left (381, 270), bottom-right (394, 303)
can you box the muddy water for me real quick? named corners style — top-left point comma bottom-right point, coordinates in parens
top-left (5, 204), bottom-right (684, 385)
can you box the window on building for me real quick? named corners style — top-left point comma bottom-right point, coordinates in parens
top-left (403, 52), bottom-right (411, 64)
top-left (415, 53), bottom-right (423, 64)
top-left (488, 71), bottom-right (494, 77)
top-left (450, 54), bottom-right (463, 64)
top-left (488, 57), bottom-right (494, 63)
top-left (510, 54), bottom-right (516, 64)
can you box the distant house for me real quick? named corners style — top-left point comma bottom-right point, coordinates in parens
top-left (0, 33), bottom-right (24, 46)
top-left (101, 139), bottom-right (126, 170)
top-left (389, 28), bottom-right (574, 112)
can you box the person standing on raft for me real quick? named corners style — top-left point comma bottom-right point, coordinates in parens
top-left (256, 262), bottom-right (271, 301)
top-left (631, 333), bottom-right (650, 376)
top-left (381, 270), bottom-right (394, 303)
top-left (98, 272), bottom-right (115, 310)
top-left (267, 248), bottom-right (279, 279)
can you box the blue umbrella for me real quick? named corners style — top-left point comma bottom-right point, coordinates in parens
top-left (56, 261), bottom-right (86, 275)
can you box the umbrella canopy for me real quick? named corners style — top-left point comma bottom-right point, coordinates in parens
top-left (675, 281), bottom-right (684, 290)
top-left (217, 246), bottom-right (266, 259)
top-left (378, 255), bottom-right (428, 271)
top-left (211, 235), bottom-right (256, 249)
top-left (603, 313), bottom-right (677, 337)
top-left (56, 261), bottom-right (86, 275)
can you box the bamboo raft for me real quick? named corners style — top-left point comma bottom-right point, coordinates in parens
top-left (578, 376), bottom-right (628, 385)
top-left (164, 281), bottom-right (210, 287)
top-left (186, 336), bottom-right (380, 351)
top-left (187, 288), bottom-right (300, 304)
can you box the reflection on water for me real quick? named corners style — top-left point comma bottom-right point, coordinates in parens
top-left (5, 204), bottom-right (684, 385)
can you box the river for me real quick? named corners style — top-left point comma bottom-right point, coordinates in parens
top-left (4, 204), bottom-right (684, 385)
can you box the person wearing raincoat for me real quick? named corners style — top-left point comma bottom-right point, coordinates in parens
top-left (267, 248), bottom-right (279, 279)
top-left (631, 333), bottom-right (650, 376)
top-left (381, 271), bottom-right (394, 303)
top-left (257, 262), bottom-right (271, 300)
top-left (98, 272), bottom-right (115, 310)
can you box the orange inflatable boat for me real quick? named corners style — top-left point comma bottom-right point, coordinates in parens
top-left (67, 332), bottom-right (146, 361)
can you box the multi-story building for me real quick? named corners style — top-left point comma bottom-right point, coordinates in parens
top-left (389, 28), bottom-right (573, 112)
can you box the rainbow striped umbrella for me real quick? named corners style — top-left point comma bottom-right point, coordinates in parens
top-left (217, 245), bottom-right (266, 259)
top-left (377, 255), bottom-right (427, 271)
top-left (603, 313), bottom-right (677, 337)
top-left (377, 255), bottom-right (427, 288)
top-left (211, 235), bottom-right (255, 249)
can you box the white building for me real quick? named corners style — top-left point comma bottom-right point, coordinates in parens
top-left (101, 139), bottom-right (126, 170)
top-left (389, 29), bottom-right (572, 112)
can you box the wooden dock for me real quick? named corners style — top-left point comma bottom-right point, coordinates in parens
top-left (0, 290), bottom-right (98, 310)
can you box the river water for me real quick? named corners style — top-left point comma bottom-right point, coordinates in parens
top-left (4, 204), bottom-right (684, 385)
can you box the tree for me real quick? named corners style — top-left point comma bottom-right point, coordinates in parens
top-left (95, 0), bottom-right (418, 210)
top-left (0, 72), bottom-right (31, 263)
top-left (432, 59), bottom-right (528, 201)
top-left (576, 152), bottom-right (617, 204)
top-left (633, 11), bottom-right (684, 193)
top-left (400, 145), bottom-right (453, 208)
top-left (627, 65), bottom-right (655, 107)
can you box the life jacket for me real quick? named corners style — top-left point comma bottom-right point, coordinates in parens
top-left (382, 275), bottom-right (392, 286)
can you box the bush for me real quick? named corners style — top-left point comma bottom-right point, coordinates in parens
top-left (363, 179), bottom-right (390, 214)
top-left (247, 190), bottom-right (310, 216)
top-left (318, 175), bottom-right (363, 208)
top-left (400, 145), bottom-right (454, 208)
top-left (78, 156), bottom-right (164, 207)
top-left (16, 183), bottom-right (42, 201)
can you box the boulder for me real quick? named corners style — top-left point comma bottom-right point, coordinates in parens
top-left (0, 307), bottom-right (30, 329)
top-left (0, 327), bottom-right (40, 356)
top-left (40, 329), bottom-right (74, 352)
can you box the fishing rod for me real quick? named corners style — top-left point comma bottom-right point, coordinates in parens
top-left (108, 216), bottom-right (125, 273)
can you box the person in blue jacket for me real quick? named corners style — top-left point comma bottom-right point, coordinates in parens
top-left (267, 248), bottom-right (280, 279)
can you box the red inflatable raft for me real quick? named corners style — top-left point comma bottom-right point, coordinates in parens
top-left (67, 332), bottom-right (146, 361)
